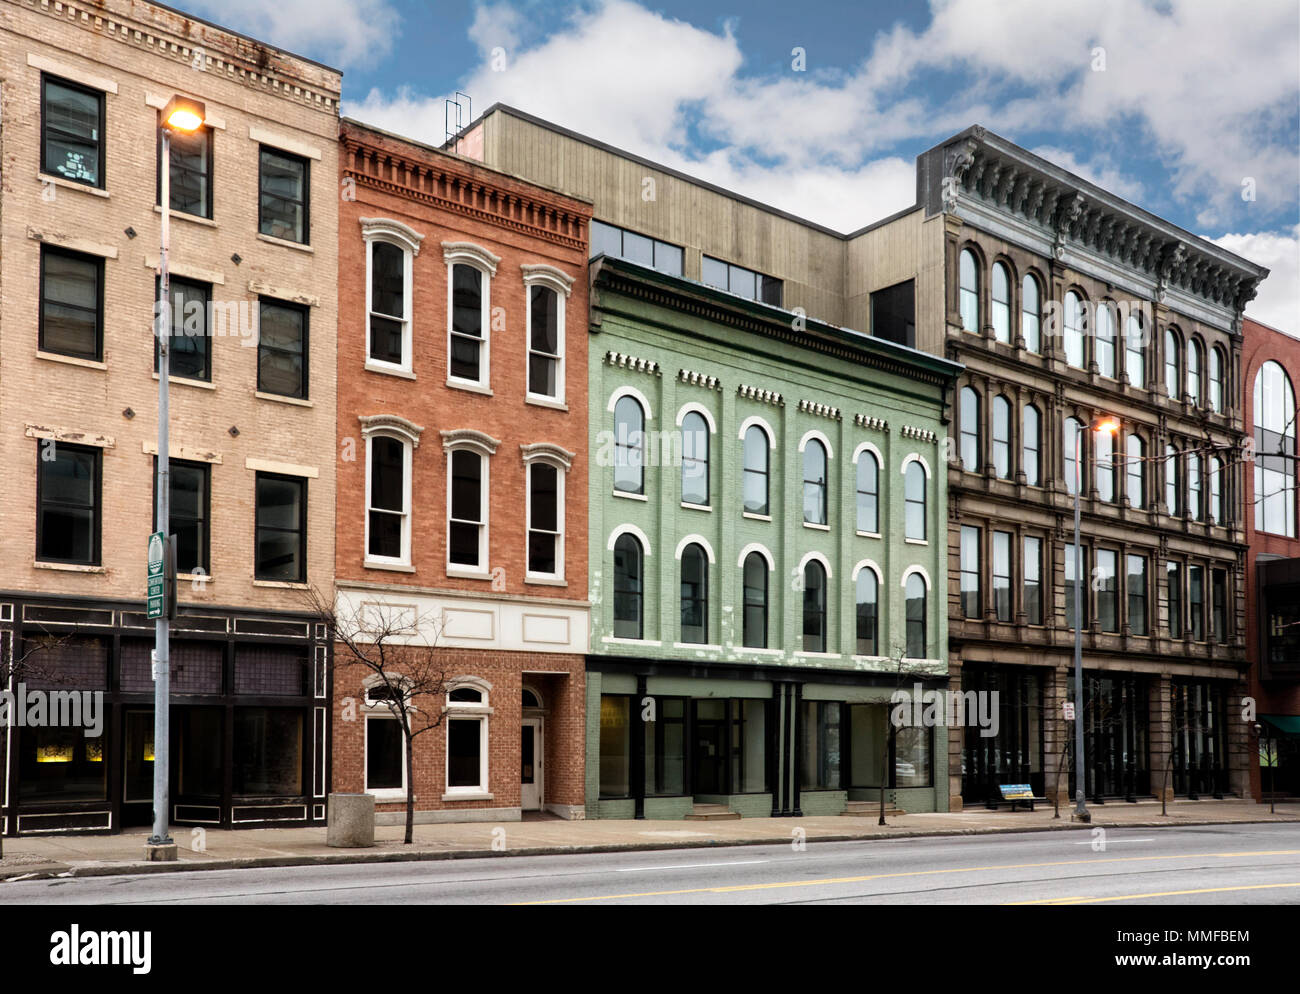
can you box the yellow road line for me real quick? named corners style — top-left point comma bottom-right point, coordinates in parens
top-left (512, 849), bottom-right (1300, 905)
top-left (1012, 881), bottom-right (1300, 904)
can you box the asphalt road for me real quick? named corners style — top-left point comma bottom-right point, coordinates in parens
top-left (4, 823), bottom-right (1300, 905)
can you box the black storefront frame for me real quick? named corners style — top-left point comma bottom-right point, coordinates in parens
top-left (0, 592), bottom-right (329, 836)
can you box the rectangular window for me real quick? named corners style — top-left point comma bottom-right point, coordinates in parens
top-left (527, 285), bottom-right (562, 399)
top-left (1024, 535), bottom-right (1042, 625)
top-left (1097, 549), bottom-right (1119, 633)
top-left (367, 436), bottom-right (409, 563)
top-left (1065, 543), bottom-right (1088, 630)
top-left (39, 246), bottom-right (103, 361)
top-left (365, 716), bottom-right (404, 791)
top-left (259, 146), bottom-right (309, 244)
top-left (158, 122), bottom-right (212, 218)
top-left (992, 531), bottom-right (1012, 623)
top-left (447, 717), bottom-right (486, 790)
top-left (800, 701), bottom-right (842, 790)
top-left (1168, 561), bottom-right (1183, 638)
top-left (36, 442), bottom-right (101, 565)
top-left (448, 450), bottom-right (486, 569)
top-left (960, 525), bottom-right (981, 619)
top-left (258, 298), bottom-right (308, 399)
top-left (368, 240), bottom-right (408, 367)
top-left (156, 276), bottom-right (212, 381)
top-left (589, 220), bottom-right (683, 275)
top-left (599, 695), bottom-right (631, 798)
top-left (154, 459), bottom-right (210, 576)
top-left (42, 74), bottom-right (104, 187)
top-left (449, 264), bottom-right (486, 383)
top-left (232, 708), bottom-right (303, 795)
top-left (1189, 564), bottom-right (1205, 642)
top-left (870, 280), bottom-right (916, 348)
top-left (1127, 554), bottom-right (1148, 636)
top-left (643, 697), bottom-right (686, 796)
top-left (527, 462), bottom-right (562, 577)
top-left (732, 699), bottom-right (768, 793)
top-left (895, 723), bottom-right (933, 788)
top-left (701, 255), bottom-right (783, 306)
top-left (1212, 569), bottom-right (1228, 642)
top-left (254, 473), bottom-right (307, 582)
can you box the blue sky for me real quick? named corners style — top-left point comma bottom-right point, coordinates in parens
top-left (188, 0), bottom-right (1300, 329)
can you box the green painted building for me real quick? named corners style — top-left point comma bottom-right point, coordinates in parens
top-left (586, 256), bottom-right (963, 819)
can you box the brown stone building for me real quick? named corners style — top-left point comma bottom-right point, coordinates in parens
top-left (1242, 316), bottom-right (1300, 800)
top-left (334, 119), bottom-right (591, 823)
top-left (0, 0), bottom-right (340, 834)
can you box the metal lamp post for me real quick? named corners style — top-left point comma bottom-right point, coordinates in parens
top-left (1071, 416), bottom-right (1119, 823)
top-left (147, 95), bottom-right (205, 859)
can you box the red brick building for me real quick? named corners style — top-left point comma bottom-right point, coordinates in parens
top-left (334, 119), bottom-right (592, 823)
top-left (1243, 316), bottom-right (1300, 800)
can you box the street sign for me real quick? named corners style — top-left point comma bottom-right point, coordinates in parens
top-left (1062, 701), bottom-right (1076, 721)
top-left (147, 531), bottom-right (165, 619)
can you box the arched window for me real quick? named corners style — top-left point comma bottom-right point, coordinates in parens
top-left (1064, 291), bottom-right (1086, 369)
top-left (1127, 434), bottom-right (1145, 508)
top-left (1096, 427), bottom-right (1115, 503)
top-left (1165, 443), bottom-right (1180, 516)
top-left (856, 568), bottom-right (878, 656)
top-left (1125, 312), bottom-right (1146, 387)
top-left (449, 263), bottom-right (488, 385)
top-left (613, 395), bottom-right (645, 495)
top-left (1165, 329), bottom-right (1181, 400)
top-left (613, 533), bottom-right (643, 639)
top-left (680, 543), bottom-right (708, 644)
top-left (905, 573), bottom-right (927, 659)
top-left (1254, 360), bottom-right (1297, 537)
top-left (1209, 456), bottom-right (1223, 525)
top-left (742, 551), bottom-right (768, 648)
top-left (1209, 347), bottom-right (1225, 413)
top-left (992, 395), bottom-right (1011, 479)
top-left (1096, 300), bottom-right (1116, 378)
top-left (960, 386), bottom-right (980, 472)
top-left (991, 262), bottom-right (1010, 343)
top-left (959, 249), bottom-right (979, 333)
top-left (1188, 339), bottom-right (1203, 407)
top-left (1023, 404), bottom-right (1041, 486)
top-left (1064, 417), bottom-right (1083, 496)
top-left (803, 439), bottom-right (828, 526)
top-left (367, 433), bottom-right (411, 564)
top-left (1021, 273), bottom-right (1041, 353)
top-left (802, 560), bottom-right (827, 652)
top-left (856, 450), bottom-right (879, 533)
top-left (448, 449), bottom-right (487, 569)
top-left (681, 411), bottom-right (709, 506)
top-left (1187, 452), bottom-right (1202, 520)
top-left (743, 425), bottom-right (769, 515)
top-left (904, 461), bottom-right (927, 541)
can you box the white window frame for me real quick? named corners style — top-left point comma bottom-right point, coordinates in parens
top-left (359, 415), bottom-right (424, 569)
top-left (444, 242), bottom-right (501, 393)
top-left (362, 676), bottom-right (412, 801)
top-left (361, 218), bottom-right (423, 377)
top-left (522, 442), bottom-right (575, 583)
top-left (444, 677), bottom-right (492, 798)
top-left (441, 429), bottom-right (501, 578)
top-left (522, 264), bottom-right (574, 407)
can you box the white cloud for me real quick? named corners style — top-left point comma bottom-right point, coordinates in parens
top-left (1209, 226), bottom-right (1300, 337)
top-left (1029, 146), bottom-right (1145, 203)
top-left (184, 0), bottom-right (401, 69)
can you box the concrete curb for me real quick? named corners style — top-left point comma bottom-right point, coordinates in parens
top-left (4, 814), bottom-right (1298, 884)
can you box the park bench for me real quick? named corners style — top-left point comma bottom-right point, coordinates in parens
top-left (989, 783), bottom-right (1048, 812)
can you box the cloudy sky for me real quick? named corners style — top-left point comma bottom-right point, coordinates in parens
top-left (189, 0), bottom-right (1299, 331)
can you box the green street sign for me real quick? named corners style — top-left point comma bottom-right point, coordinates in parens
top-left (147, 532), bottom-right (165, 619)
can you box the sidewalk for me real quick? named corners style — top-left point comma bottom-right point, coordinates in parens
top-left (3, 799), bottom-right (1298, 882)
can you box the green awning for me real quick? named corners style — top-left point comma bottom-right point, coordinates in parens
top-left (1261, 715), bottom-right (1300, 736)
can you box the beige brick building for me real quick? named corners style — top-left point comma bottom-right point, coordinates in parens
top-left (0, 0), bottom-right (340, 835)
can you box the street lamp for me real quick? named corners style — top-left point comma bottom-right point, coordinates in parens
top-left (147, 95), bottom-right (205, 859)
top-left (1071, 416), bottom-right (1119, 823)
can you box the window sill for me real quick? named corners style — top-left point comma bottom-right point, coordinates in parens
top-left (152, 372), bottom-right (215, 390)
top-left (364, 360), bottom-right (415, 380)
top-left (803, 522), bottom-right (831, 532)
top-left (255, 390), bottom-right (313, 407)
top-left (525, 394), bottom-right (567, 411)
top-left (367, 789), bottom-right (408, 802)
top-left (33, 560), bottom-right (105, 573)
top-left (904, 538), bottom-right (929, 546)
top-left (856, 530), bottom-right (882, 540)
top-left (446, 378), bottom-right (493, 396)
top-left (602, 636), bottom-right (663, 647)
top-left (252, 579), bottom-right (310, 589)
top-left (36, 350), bottom-right (106, 370)
top-left (442, 791), bottom-right (493, 802)
top-left (681, 501), bottom-right (711, 512)
top-left (795, 651), bottom-right (841, 659)
top-left (177, 572), bottom-right (214, 583)
top-left (738, 646), bottom-right (783, 655)
top-left (446, 566), bottom-right (491, 580)
top-left (613, 490), bottom-right (648, 502)
top-left (525, 575), bottom-right (568, 587)
top-left (257, 232), bottom-right (313, 253)
top-left (673, 642), bottom-right (721, 650)
top-left (153, 205), bottom-right (217, 228)
top-left (742, 511), bottom-right (772, 522)
top-left (365, 559), bottom-right (415, 573)
top-left (38, 173), bottom-right (109, 198)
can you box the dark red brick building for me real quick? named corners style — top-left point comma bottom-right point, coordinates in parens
top-left (333, 119), bottom-right (592, 823)
top-left (1243, 316), bottom-right (1300, 800)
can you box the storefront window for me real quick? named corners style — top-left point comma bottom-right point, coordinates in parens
top-left (233, 708), bottom-right (303, 795)
top-left (19, 726), bottom-right (106, 802)
top-left (644, 697), bottom-right (686, 795)
top-left (800, 701), bottom-right (842, 789)
top-left (730, 699), bottom-right (768, 793)
top-left (599, 695), bottom-right (631, 798)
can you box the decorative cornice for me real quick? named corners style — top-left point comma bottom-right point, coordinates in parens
top-left (521, 263), bottom-right (576, 297)
top-left (798, 399), bottom-right (841, 421)
top-left (738, 384), bottom-right (784, 407)
top-left (855, 414), bottom-right (889, 432)
top-left (604, 351), bottom-right (660, 376)
top-left (679, 369), bottom-right (722, 391)
top-left (440, 428), bottom-right (501, 456)
top-left (900, 424), bottom-right (938, 443)
top-left (442, 241), bottom-right (501, 276)
top-left (359, 414), bottom-right (426, 448)
top-left (519, 442), bottom-right (576, 472)
top-left (361, 217), bottom-right (425, 256)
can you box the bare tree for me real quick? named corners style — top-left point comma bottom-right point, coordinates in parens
top-left (1043, 692), bottom-right (1122, 820)
top-left (307, 587), bottom-right (449, 845)
top-left (879, 638), bottom-right (944, 826)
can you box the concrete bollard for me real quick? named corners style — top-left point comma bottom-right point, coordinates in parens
top-left (326, 793), bottom-right (376, 848)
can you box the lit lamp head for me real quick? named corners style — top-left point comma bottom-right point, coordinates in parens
top-left (161, 95), bottom-right (205, 134)
top-left (1093, 417), bottom-right (1120, 435)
